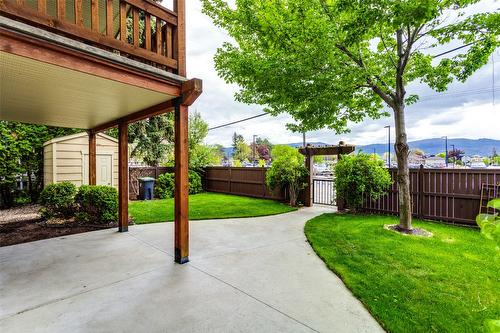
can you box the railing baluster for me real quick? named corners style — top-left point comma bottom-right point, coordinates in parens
top-left (166, 24), bottom-right (173, 58)
top-left (144, 13), bottom-right (151, 50)
top-left (16, 0), bottom-right (25, 6)
top-left (75, 0), bottom-right (83, 26)
top-left (91, 0), bottom-right (99, 32)
top-left (57, 0), bottom-right (65, 20)
top-left (38, 0), bottom-right (46, 14)
top-left (106, 0), bottom-right (114, 37)
top-left (119, 1), bottom-right (127, 42)
top-left (132, 7), bottom-right (139, 47)
top-left (155, 19), bottom-right (162, 55)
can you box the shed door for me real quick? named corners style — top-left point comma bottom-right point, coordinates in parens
top-left (97, 155), bottom-right (112, 186)
top-left (83, 154), bottom-right (113, 186)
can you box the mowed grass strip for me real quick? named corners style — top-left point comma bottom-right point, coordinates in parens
top-left (129, 192), bottom-right (296, 224)
top-left (304, 213), bottom-right (500, 333)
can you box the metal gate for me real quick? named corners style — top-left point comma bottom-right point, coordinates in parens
top-left (313, 178), bottom-right (336, 206)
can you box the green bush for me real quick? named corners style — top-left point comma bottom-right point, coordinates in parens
top-left (155, 171), bottom-right (203, 199)
top-left (334, 153), bottom-right (392, 211)
top-left (39, 182), bottom-right (77, 219)
top-left (75, 185), bottom-right (118, 225)
top-left (188, 171), bottom-right (203, 195)
top-left (266, 145), bottom-right (309, 206)
top-left (155, 173), bottom-right (175, 199)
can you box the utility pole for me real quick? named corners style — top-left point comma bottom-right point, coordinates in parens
top-left (442, 136), bottom-right (448, 167)
top-left (302, 131), bottom-right (306, 147)
top-left (253, 134), bottom-right (257, 165)
top-left (384, 125), bottom-right (390, 167)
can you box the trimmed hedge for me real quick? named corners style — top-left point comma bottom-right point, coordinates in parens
top-left (155, 171), bottom-right (203, 199)
top-left (39, 182), bottom-right (77, 219)
top-left (75, 185), bottom-right (118, 225)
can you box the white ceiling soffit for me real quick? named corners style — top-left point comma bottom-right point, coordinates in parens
top-left (0, 51), bottom-right (174, 129)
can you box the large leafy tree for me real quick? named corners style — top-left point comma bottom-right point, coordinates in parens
top-left (202, 0), bottom-right (499, 230)
top-left (0, 121), bottom-right (80, 207)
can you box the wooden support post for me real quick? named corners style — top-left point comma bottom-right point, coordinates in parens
top-left (89, 131), bottom-right (97, 185)
top-left (174, 102), bottom-right (189, 264)
top-left (173, 0), bottom-right (186, 76)
top-left (118, 122), bottom-right (129, 232)
top-left (304, 147), bottom-right (313, 207)
top-left (336, 152), bottom-right (346, 211)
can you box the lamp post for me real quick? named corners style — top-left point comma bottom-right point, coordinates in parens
top-left (384, 125), bottom-right (390, 167)
top-left (252, 134), bottom-right (257, 165)
top-left (442, 136), bottom-right (448, 167)
top-left (451, 144), bottom-right (455, 167)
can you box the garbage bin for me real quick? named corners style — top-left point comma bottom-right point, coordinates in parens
top-left (138, 177), bottom-right (156, 200)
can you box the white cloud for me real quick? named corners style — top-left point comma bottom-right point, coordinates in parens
top-left (172, 0), bottom-right (500, 146)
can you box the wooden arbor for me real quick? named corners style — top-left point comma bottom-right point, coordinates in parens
top-left (299, 142), bottom-right (355, 207)
top-left (1, 0), bottom-right (200, 264)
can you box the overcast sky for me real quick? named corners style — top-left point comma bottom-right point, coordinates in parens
top-left (170, 1), bottom-right (499, 147)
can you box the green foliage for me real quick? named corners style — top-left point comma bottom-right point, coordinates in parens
top-left (154, 171), bottom-right (203, 199)
top-left (39, 182), bottom-right (77, 219)
top-left (75, 185), bottom-right (118, 225)
top-left (334, 154), bottom-right (392, 210)
top-left (476, 198), bottom-right (500, 253)
top-left (233, 159), bottom-right (242, 167)
top-left (258, 159), bottom-right (266, 167)
top-left (0, 121), bottom-right (80, 207)
top-left (202, 0), bottom-right (499, 133)
top-left (155, 173), bottom-right (175, 199)
top-left (266, 145), bottom-right (308, 206)
top-left (188, 171), bottom-right (203, 195)
top-left (233, 140), bottom-right (252, 162)
top-left (128, 114), bottom-right (174, 167)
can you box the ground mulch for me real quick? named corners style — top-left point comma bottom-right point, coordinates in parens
top-left (0, 205), bottom-right (114, 247)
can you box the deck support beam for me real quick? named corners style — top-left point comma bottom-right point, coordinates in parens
top-left (88, 131), bottom-right (97, 185)
top-left (174, 101), bottom-right (189, 264)
top-left (118, 122), bottom-right (128, 232)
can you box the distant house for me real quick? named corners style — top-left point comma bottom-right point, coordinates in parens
top-left (408, 151), bottom-right (425, 167)
top-left (43, 132), bottom-right (118, 188)
top-left (424, 156), bottom-right (446, 168)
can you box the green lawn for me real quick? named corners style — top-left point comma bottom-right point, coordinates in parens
top-left (304, 214), bottom-right (500, 333)
top-left (129, 192), bottom-right (296, 224)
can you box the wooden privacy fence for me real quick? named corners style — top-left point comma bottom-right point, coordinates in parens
top-left (129, 166), bottom-right (173, 199)
top-left (362, 166), bottom-right (500, 225)
top-left (204, 167), bottom-right (287, 201)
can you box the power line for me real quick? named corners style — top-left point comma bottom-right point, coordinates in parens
top-left (208, 113), bottom-right (268, 131)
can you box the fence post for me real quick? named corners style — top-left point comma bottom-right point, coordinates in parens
top-left (228, 167), bottom-right (232, 193)
top-left (418, 164), bottom-right (424, 219)
top-left (261, 168), bottom-right (266, 198)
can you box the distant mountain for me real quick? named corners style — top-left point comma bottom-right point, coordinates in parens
top-left (357, 138), bottom-right (499, 157)
top-left (222, 138), bottom-right (499, 158)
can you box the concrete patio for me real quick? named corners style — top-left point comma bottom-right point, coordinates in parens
top-left (0, 206), bottom-right (384, 333)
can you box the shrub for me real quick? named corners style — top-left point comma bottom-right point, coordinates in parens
top-left (266, 145), bottom-right (309, 206)
top-left (155, 173), bottom-right (175, 199)
top-left (188, 171), bottom-right (203, 194)
top-left (334, 153), bottom-right (392, 211)
top-left (155, 171), bottom-right (203, 199)
top-left (75, 185), bottom-right (118, 225)
top-left (39, 182), bottom-right (77, 219)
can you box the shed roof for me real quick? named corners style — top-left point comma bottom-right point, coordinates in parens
top-left (43, 132), bottom-right (118, 147)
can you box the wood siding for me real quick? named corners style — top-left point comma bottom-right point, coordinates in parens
top-left (43, 133), bottom-right (118, 188)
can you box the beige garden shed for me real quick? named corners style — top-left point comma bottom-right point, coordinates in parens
top-left (43, 132), bottom-right (119, 189)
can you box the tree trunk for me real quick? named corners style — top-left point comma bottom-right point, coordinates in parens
top-left (393, 104), bottom-right (412, 230)
top-left (289, 185), bottom-right (297, 207)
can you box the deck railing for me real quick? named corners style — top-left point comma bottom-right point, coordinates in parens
top-left (0, 0), bottom-right (184, 73)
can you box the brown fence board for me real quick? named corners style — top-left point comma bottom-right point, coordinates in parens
top-left (204, 167), bottom-right (286, 201)
top-left (362, 167), bottom-right (500, 226)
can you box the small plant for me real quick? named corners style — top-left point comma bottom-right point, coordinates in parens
top-left (155, 173), bottom-right (175, 199)
top-left (476, 199), bottom-right (500, 333)
top-left (334, 153), bottom-right (392, 211)
top-left (155, 171), bottom-right (203, 199)
top-left (75, 185), bottom-right (118, 225)
top-left (266, 145), bottom-right (308, 206)
top-left (39, 182), bottom-right (77, 219)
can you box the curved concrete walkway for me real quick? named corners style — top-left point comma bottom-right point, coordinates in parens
top-left (0, 206), bottom-right (384, 333)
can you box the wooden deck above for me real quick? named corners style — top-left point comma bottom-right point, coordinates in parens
top-left (0, 0), bottom-right (185, 74)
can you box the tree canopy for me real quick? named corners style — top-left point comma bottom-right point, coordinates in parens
top-left (202, 0), bottom-right (499, 133)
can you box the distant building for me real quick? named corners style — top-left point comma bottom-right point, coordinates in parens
top-left (424, 156), bottom-right (446, 168)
